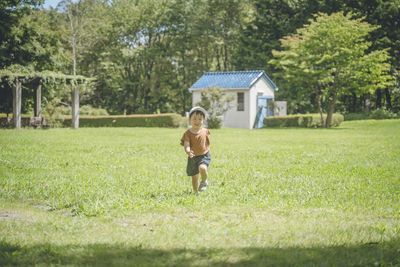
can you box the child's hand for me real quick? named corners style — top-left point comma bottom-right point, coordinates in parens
top-left (187, 150), bottom-right (195, 158)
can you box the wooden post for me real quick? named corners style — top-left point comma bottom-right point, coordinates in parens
top-left (12, 79), bottom-right (22, 129)
top-left (34, 84), bottom-right (42, 117)
top-left (71, 86), bottom-right (79, 129)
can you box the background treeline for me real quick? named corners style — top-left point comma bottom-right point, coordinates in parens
top-left (1, 0), bottom-right (399, 116)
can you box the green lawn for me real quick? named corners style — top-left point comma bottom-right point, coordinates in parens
top-left (1, 120), bottom-right (399, 266)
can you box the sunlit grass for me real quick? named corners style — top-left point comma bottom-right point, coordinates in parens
top-left (1, 120), bottom-right (399, 265)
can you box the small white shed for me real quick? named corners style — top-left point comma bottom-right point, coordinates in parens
top-left (189, 70), bottom-right (278, 129)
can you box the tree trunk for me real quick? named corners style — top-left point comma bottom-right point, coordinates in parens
top-left (12, 79), bottom-right (22, 129)
top-left (34, 84), bottom-right (41, 117)
top-left (376, 89), bottom-right (382, 108)
top-left (224, 44), bottom-right (228, 71)
top-left (364, 94), bottom-right (371, 113)
top-left (352, 92), bottom-right (357, 112)
top-left (317, 94), bottom-right (324, 128)
top-left (181, 52), bottom-right (187, 115)
top-left (385, 87), bottom-right (392, 109)
top-left (216, 46), bottom-right (221, 71)
top-left (325, 90), bottom-right (338, 128)
top-left (315, 86), bottom-right (324, 127)
top-left (71, 86), bottom-right (79, 129)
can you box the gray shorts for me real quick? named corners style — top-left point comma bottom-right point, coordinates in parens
top-left (186, 151), bottom-right (211, 176)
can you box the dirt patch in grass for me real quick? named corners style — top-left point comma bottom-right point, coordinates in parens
top-left (0, 213), bottom-right (35, 222)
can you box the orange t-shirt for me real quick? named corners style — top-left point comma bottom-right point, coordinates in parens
top-left (180, 128), bottom-right (210, 156)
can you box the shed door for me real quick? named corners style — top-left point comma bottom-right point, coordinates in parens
top-left (254, 96), bottom-right (273, 128)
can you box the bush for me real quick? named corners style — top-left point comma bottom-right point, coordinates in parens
top-left (206, 117), bottom-right (223, 129)
top-left (264, 114), bottom-right (344, 128)
top-left (344, 109), bottom-right (398, 121)
top-left (46, 105), bottom-right (109, 116)
top-left (79, 105), bottom-right (109, 116)
top-left (343, 113), bottom-right (370, 121)
top-left (369, 108), bottom-right (398, 119)
top-left (61, 113), bottom-right (184, 128)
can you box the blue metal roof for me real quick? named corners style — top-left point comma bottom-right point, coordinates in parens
top-left (190, 70), bottom-right (278, 90)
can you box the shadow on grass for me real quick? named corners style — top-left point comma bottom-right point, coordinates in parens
top-left (1, 239), bottom-right (399, 266)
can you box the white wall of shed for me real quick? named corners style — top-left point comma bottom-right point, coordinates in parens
top-left (223, 90), bottom-right (250, 129)
top-left (192, 91), bottom-right (202, 106)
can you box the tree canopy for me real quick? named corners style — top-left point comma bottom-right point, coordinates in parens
top-left (0, 0), bottom-right (399, 117)
top-left (270, 12), bottom-right (393, 127)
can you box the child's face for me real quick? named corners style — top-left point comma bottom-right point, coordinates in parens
top-left (190, 113), bottom-right (204, 129)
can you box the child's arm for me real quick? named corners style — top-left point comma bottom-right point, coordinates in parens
top-left (183, 141), bottom-right (194, 158)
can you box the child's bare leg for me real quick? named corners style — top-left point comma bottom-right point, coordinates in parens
top-left (192, 174), bottom-right (199, 193)
top-left (199, 164), bottom-right (208, 183)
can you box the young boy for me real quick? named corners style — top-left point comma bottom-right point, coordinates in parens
top-left (180, 106), bottom-right (211, 194)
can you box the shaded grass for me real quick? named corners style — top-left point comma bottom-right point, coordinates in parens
top-left (1, 119), bottom-right (400, 265)
top-left (1, 240), bottom-right (399, 266)
top-left (1, 202), bottom-right (399, 266)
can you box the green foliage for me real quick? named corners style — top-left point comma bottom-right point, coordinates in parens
top-left (206, 117), bottom-right (223, 129)
top-left (2, 0), bottom-right (400, 118)
top-left (369, 108), bottom-right (398, 120)
top-left (85, 0), bottom-right (250, 115)
top-left (0, 65), bottom-right (94, 116)
top-left (264, 113), bottom-right (344, 128)
top-left (43, 104), bottom-right (109, 117)
top-left (236, 0), bottom-right (400, 114)
top-left (0, 1), bottom-right (68, 115)
top-left (0, 65), bottom-right (92, 85)
top-left (270, 12), bottom-right (393, 127)
top-left (344, 109), bottom-right (399, 121)
top-left (78, 105), bottom-right (109, 116)
top-left (343, 113), bottom-right (370, 121)
top-left (0, 0), bottom-right (45, 68)
top-left (343, 0), bottom-right (400, 71)
top-left (233, 0), bottom-right (303, 73)
top-left (61, 113), bottom-right (184, 128)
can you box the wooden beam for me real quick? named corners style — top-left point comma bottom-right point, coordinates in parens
top-left (12, 79), bottom-right (22, 129)
top-left (34, 84), bottom-right (42, 117)
top-left (71, 86), bottom-right (79, 129)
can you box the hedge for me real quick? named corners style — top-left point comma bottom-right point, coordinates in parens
top-left (344, 109), bottom-right (398, 121)
top-left (0, 114), bottom-right (34, 128)
top-left (264, 113), bottom-right (344, 128)
top-left (61, 113), bottom-right (186, 128)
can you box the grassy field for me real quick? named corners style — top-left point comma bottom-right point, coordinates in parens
top-left (1, 120), bottom-right (399, 266)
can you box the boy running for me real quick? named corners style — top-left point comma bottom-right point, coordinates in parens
top-left (180, 106), bottom-right (211, 194)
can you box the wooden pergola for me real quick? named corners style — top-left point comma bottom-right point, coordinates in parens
top-left (1, 71), bottom-right (92, 129)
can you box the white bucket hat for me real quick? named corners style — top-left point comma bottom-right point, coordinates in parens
top-left (189, 106), bottom-right (208, 118)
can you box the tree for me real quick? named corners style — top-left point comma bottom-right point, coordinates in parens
top-left (0, 0), bottom-right (43, 68)
top-left (233, 0), bottom-right (302, 72)
top-left (343, 0), bottom-right (400, 110)
top-left (88, 0), bottom-right (250, 115)
top-left (270, 12), bottom-right (393, 127)
top-left (0, 1), bottom-right (68, 115)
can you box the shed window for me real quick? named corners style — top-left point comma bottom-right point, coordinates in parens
top-left (237, 92), bottom-right (244, 111)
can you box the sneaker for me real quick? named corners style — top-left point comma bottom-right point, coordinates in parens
top-left (198, 181), bottom-right (208, 192)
